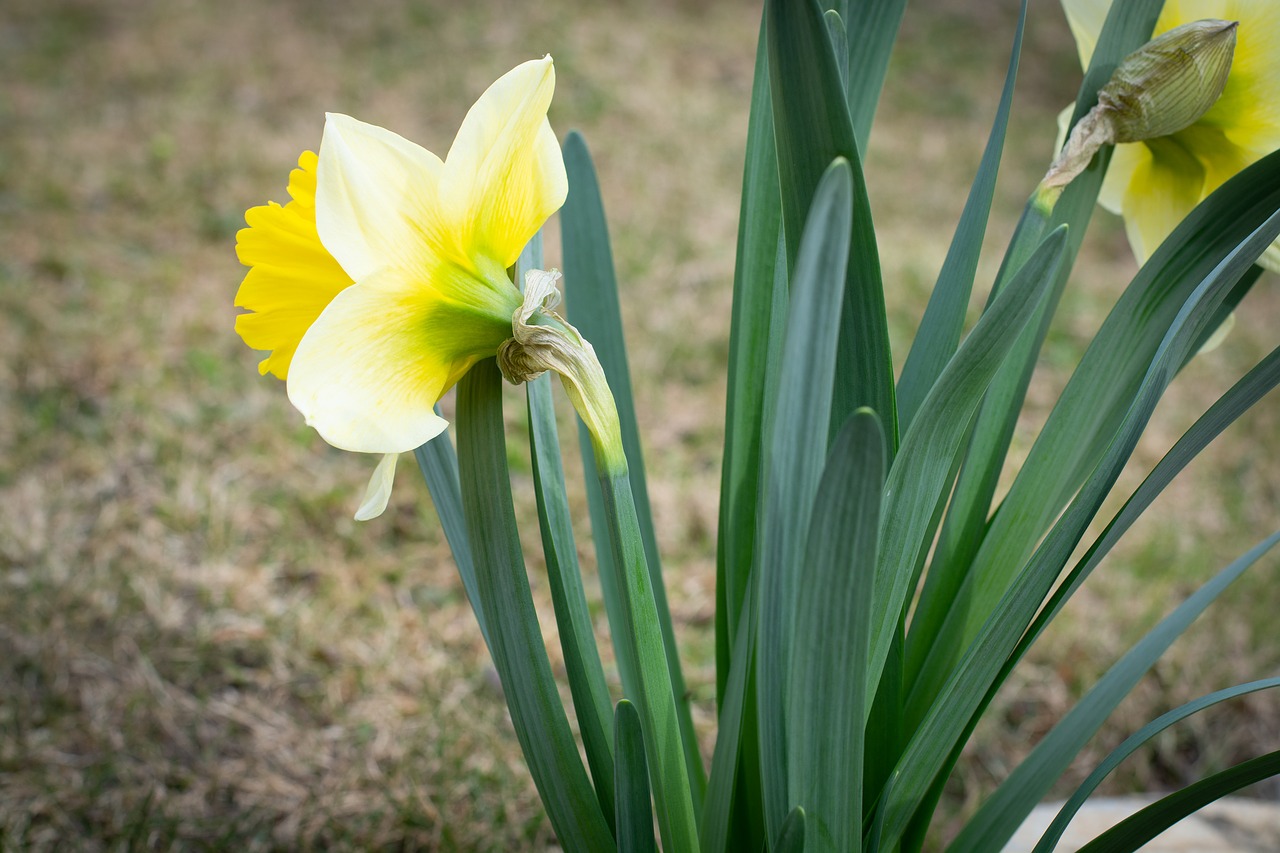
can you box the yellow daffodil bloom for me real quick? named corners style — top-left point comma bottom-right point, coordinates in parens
top-left (235, 56), bottom-right (568, 518)
top-left (1062, 0), bottom-right (1280, 271)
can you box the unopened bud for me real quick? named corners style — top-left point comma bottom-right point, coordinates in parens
top-left (1101, 19), bottom-right (1237, 143)
top-left (1043, 19), bottom-right (1237, 190)
top-left (497, 268), bottom-right (628, 475)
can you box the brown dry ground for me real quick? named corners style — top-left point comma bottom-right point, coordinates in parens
top-left (1, 0), bottom-right (1277, 850)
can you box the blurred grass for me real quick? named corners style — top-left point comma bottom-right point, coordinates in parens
top-left (1, 0), bottom-right (1276, 849)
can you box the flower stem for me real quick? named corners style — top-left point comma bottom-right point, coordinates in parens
top-left (598, 467), bottom-right (701, 853)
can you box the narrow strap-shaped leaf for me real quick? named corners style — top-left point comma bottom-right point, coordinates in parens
top-left (876, 208), bottom-right (1280, 848)
top-left (561, 131), bottom-right (704, 801)
top-left (838, 0), bottom-right (908, 152)
top-left (788, 409), bottom-right (884, 853)
top-left (454, 361), bottom-right (614, 852)
top-left (948, 530), bottom-right (1280, 853)
top-left (614, 700), bottom-right (656, 853)
top-left (774, 807), bottom-right (807, 853)
top-left (598, 470), bottom-right (700, 852)
top-left (414, 429), bottom-right (488, 649)
top-left (528, 374), bottom-right (617, 828)
top-left (867, 228), bottom-right (1067, 707)
top-left (1074, 752), bottom-right (1280, 853)
top-left (768, 0), bottom-right (896, 452)
top-left (700, 584), bottom-right (760, 853)
top-left (896, 0), bottom-right (1027, 432)
top-left (901, 341), bottom-right (1280, 851)
top-left (718, 8), bottom-right (785, 705)
top-left (905, 0), bottom-right (1167, 692)
top-left (911, 148), bottom-right (1280, 706)
top-left (754, 158), bottom-right (854, 839)
top-left (1034, 678), bottom-right (1280, 853)
top-left (519, 233), bottom-right (616, 825)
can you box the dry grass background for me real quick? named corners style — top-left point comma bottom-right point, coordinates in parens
top-left (1, 0), bottom-right (1277, 849)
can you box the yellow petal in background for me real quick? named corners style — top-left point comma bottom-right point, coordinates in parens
top-left (1120, 136), bottom-right (1205, 264)
top-left (235, 151), bottom-right (352, 380)
top-left (439, 56), bottom-right (568, 269)
top-left (1061, 0), bottom-right (1113, 68)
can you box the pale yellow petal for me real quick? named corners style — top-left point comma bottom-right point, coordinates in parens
top-left (439, 56), bottom-right (568, 269)
top-left (354, 453), bottom-right (400, 521)
top-left (1098, 141), bottom-right (1149, 214)
top-left (235, 151), bottom-right (352, 379)
top-left (1120, 137), bottom-right (1206, 264)
top-left (1198, 1), bottom-right (1280, 153)
top-left (315, 113), bottom-right (447, 281)
top-left (287, 266), bottom-right (513, 454)
top-left (1061, 0), bottom-right (1114, 69)
top-left (1257, 240), bottom-right (1280, 272)
top-left (1195, 312), bottom-right (1236, 356)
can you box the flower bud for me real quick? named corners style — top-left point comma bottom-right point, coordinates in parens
top-left (1101, 19), bottom-right (1237, 143)
top-left (1043, 19), bottom-right (1237, 190)
top-left (497, 269), bottom-right (629, 475)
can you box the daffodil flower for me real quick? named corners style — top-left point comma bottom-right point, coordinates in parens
top-left (235, 56), bottom-right (575, 519)
top-left (1062, 0), bottom-right (1280, 271)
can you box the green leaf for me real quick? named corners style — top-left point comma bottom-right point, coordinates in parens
top-left (767, 0), bottom-right (896, 451)
top-left (753, 158), bottom-right (854, 839)
top-left (700, 586), bottom-right (761, 853)
top-left (876, 205), bottom-right (1280, 848)
top-left (414, 429), bottom-right (488, 649)
top-left (1073, 752), bottom-right (1280, 853)
top-left (867, 228), bottom-right (1067, 707)
top-left (598, 470), bottom-right (700, 853)
top-left (454, 360), bottom-right (614, 852)
top-left (904, 0), bottom-right (1167, 699)
top-left (949, 531), bottom-right (1280, 853)
top-left (561, 131), bottom-right (704, 802)
top-left (896, 0), bottom-right (1027, 432)
top-left (520, 233), bottom-right (616, 826)
top-left (788, 409), bottom-right (884, 853)
top-left (614, 700), bottom-right (656, 853)
top-left (1034, 678), bottom-right (1280, 853)
top-left (837, 0), bottom-right (908, 151)
top-left (718, 8), bottom-right (785, 706)
top-left (775, 806), bottom-right (807, 853)
top-left (910, 150), bottom-right (1280, 713)
top-left (528, 374), bottom-right (617, 829)
top-left (905, 339), bottom-right (1280, 851)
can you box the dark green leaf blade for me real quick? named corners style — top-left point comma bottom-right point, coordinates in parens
top-left (454, 360), bottom-right (614, 852)
top-left (948, 531), bottom-right (1280, 853)
top-left (896, 0), bottom-right (1027, 432)
top-left (754, 157), bottom-right (854, 839)
top-left (867, 228), bottom-right (1067, 701)
top-left (414, 428), bottom-right (488, 648)
top-left (789, 409), bottom-right (884, 853)
top-left (614, 700), bottom-right (656, 853)
top-left (768, 0), bottom-right (896, 451)
top-left (528, 374), bottom-right (617, 828)
top-left (1034, 678), bottom-right (1280, 853)
top-left (1074, 752), bottom-right (1280, 853)
top-left (718, 8), bottom-right (785, 704)
top-left (561, 131), bottom-right (704, 802)
top-left (877, 206), bottom-right (1280, 848)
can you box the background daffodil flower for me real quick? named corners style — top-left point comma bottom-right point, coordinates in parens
top-left (235, 56), bottom-right (568, 518)
top-left (1062, 0), bottom-right (1280, 271)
